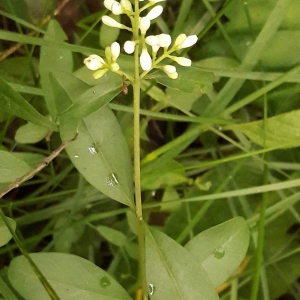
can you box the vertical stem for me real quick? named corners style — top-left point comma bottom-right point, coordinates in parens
top-left (132, 1), bottom-right (147, 299)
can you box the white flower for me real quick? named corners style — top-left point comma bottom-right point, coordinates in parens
top-left (111, 2), bottom-right (122, 15)
top-left (177, 35), bottom-right (198, 49)
top-left (120, 0), bottom-right (132, 11)
top-left (146, 5), bottom-right (163, 20)
top-left (173, 56), bottom-right (191, 67)
top-left (156, 33), bottom-right (171, 48)
top-left (104, 0), bottom-right (115, 10)
top-left (102, 16), bottom-right (123, 28)
top-left (140, 48), bottom-right (152, 71)
top-left (124, 41), bottom-right (135, 54)
top-left (111, 42), bottom-right (120, 61)
top-left (163, 65), bottom-right (176, 74)
top-left (139, 17), bottom-right (151, 34)
top-left (174, 34), bottom-right (187, 46)
top-left (84, 55), bottom-right (105, 70)
top-left (145, 35), bottom-right (158, 46)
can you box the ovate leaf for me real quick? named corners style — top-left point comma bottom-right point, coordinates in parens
top-left (0, 216), bottom-right (16, 247)
top-left (145, 226), bottom-right (219, 300)
top-left (15, 122), bottom-right (49, 144)
top-left (225, 109), bottom-right (300, 148)
top-left (0, 76), bottom-right (57, 130)
top-left (96, 226), bottom-right (127, 247)
top-left (185, 217), bottom-right (250, 287)
top-left (8, 253), bottom-right (132, 300)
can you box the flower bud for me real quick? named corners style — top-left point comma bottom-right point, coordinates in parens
top-left (167, 72), bottom-right (178, 79)
top-left (124, 40), bottom-right (135, 54)
top-left (146, 5), bottom-right (163, 20)
top-left (156, 33), bottom-right (171, 48)
top-left (140, 48), bottom-right (152, 71)
top-left (145, 35), bottom-right (159, 46)
top-left (139, 17), bottom-right (151, 34)
top-left (104, 0), bottom-right (115, 10)
top-left (102, 16), bottom-right (123, 28)
top-left (93, 69), bottom-right (109, 79)
top-left (84, 55), bottom-right (105, 70)
top-left (163, 65), bottom-right (176, 74)
top-left (174, 34), bottom-right (187, 46)
top-left (111, 42), bottom-right (120, 61)
top-left (177, 35), bottom-right (198, 49)
top-left (111, 2), bottom-right (122, 15)
top-left (120, 0), bottom-right (132, 11)
top-left (173, 56), bottom-right (191, 67)
top-left (110, 62), bottom-right (120, 72)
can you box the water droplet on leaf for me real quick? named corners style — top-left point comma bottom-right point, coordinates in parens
top-left (88, 143), bottom-right (99, 154)
top-left (214, 247), bottom-right (225, 259)
top-left (149, 283), bottom-right (156, 296)
top-left (100, 276), bottom-right (111, 288)
top-left (106, 173), bottom-right (119, 187)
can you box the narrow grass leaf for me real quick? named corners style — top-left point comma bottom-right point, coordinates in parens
top-left (8, 253), bottom-right (132, 300)
top-left (0, 76), bottom-right (57, 131)
top-left (185, 217), bottom-right (250, 288)
top-left (145, 226), bottom-right (219, 300)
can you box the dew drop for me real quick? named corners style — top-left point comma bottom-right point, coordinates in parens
top-left (88, 143), bottom-right (99, 154)
top-left (106, 173), bottom-right (119, 187)
top-left (93, 90), bottom-right (96, 94)
top-left (149, 283), bottom-right (156, 296)
top-left (214, 247), bottom-right (225, 259)
top-left (100, 276), bottom-right (111, 288)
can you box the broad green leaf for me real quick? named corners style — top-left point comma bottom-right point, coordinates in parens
top-left (145, 226), bottom-right (219, 300)
top-left (12, 153), bottom-right (45, 168)
top-left (0, 216), bottom-right (16, 247)
top-left (100, 14), bottom-right (121, 48)
top-left (0, 76), bottom-right (57, 131)
top-left (15, 122), bottom-right (49, 144)
top-left (141, 159), bottom-right (188, 190)
top-left (225, 109), bottom-right (300, 149)
top-left (185, 217), bottom-right (250, 288)
top-left (150, 66), bottom-right (215, 93)
top-left (0, 151), bottom-right (32, 183)
top-left (96, 226), bottom-right (127, 247)
top-left (49, 75), bottom-right (134, 209)
top-left (8, 253), bottom-right (132, 300)
top-left (40, 20), bottom-right (73, 120)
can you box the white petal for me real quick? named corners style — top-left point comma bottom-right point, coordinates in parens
top-left (178, 35), bottom-right (198, 49)
top-left (140, 48), bottom-right (152, 71)
top-left (124, 41), bottom-right (135, 54)
top-left (145, 35), bottom-right (158, 46)
top-left (146, 5), bottom-right (163, 20)
top-left (174, 56), bottom-right (191, 66)
top-left (163, 65), bottom-right (176, 74)
top-left (111, 2), bottom-right (123, 15)
top-left (111, 42), bottom-right (120, 61)
top-left (156, 33), bottom-right (171, 48)
top-left (120, 0), bottom-right (132, 11)
top-left (102, 16), bottom-right (123, 28)
top-left (174, 34), bottom-right (187, 46)
top-left (139, 17), bottom-right (151, 34)
top-left (104, 0), bottom-right (115, 10)
top-left (84, 54), bottom-right (105, 70)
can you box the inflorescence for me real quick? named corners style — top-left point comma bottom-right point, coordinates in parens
top-left (84, 0), bottom-right (198, 80)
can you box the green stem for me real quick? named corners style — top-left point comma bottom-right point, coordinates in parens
top-left (133, 1), bottom-right (147, 299)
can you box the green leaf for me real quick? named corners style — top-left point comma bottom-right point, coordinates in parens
top-left (40, 20), bottom-right (73, 120)
top-left (100, 14), bottom-right (121, 48)
top-left (145, 226), bottom-right (219, 300)
top-left (49, 75), bottom-right (134, 209)
top-left (15, 122), bottom-right (49, 144)
top-left (7, 253), bottom-right (132, 300)
top-left (225, 109), bottom-right (300, 149)
top-left (96, 226), bottom-right (127, 247)
top-left (151, 66), bottom-right (215, 93)
top-left (12, 153), bottom-right (45, 168)
top-left (0, 76), bottom-right (57, 131)
top-left (185, 217), bottom-right (250, 288)
top-left (0, 150), bottom-right (32, 183)
top-left (0, 216), bottom-right (16, 247)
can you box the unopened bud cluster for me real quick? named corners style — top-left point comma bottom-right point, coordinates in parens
top-left (84, 0), bottom-right (198, 80)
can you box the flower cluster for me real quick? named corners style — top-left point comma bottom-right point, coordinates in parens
top-left (84, 0), bottom-right (198, 80)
